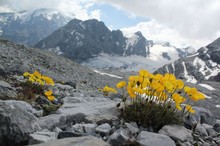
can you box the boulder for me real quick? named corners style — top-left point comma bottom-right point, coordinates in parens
top-left (108, 128), bottom-right (135, 146)
top-left (125, 122), bottom-right (139, 134)
top-left (214, 120), bottom-right (220, 132)
top-left (158, 125), bottom-right (192, 142)
top-left (137, 131), bottom-right (176, 146)
top-left (30, 136), bottom-right (110, 146)
top-left (83, 123), bottom-right (97, 133)
top-left (95, 123), bottom-right (111, 136)
top-left (0, 80), bottom-right (17, 99)
top-left (0, 100), bottom-right (40, 146)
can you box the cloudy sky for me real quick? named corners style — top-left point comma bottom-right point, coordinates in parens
top-left (0, 0), bottom-right (220, 48)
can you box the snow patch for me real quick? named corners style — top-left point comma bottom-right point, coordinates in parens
top-left (204, 94), bottom-right (212, 99)
top-left (199, 84), bottom-right (215, 91)
top-left (182, 62), bottom-right (197, 84)
top-left (215, 105), bottom-right (220, 108)
top-left (93, 70), bottom-right (122, 79)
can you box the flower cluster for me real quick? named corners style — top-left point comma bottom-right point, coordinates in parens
top-left (101, 69), bottom-right (206, 130)
top-left (23, 71), bottom-right (54, 86)
top-left (117, 69), bottom-right (205, 113)
top-left (23, 71), bottom-right (55, 101)
top-left (99, 86), bottom-right (117, 96)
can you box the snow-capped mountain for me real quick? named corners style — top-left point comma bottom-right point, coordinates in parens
top-left (35, 18), bottom-right (193, 72)
top-left (154, 37), bottom-right (220, 83)
top-left (35, 19), bottom-right (151, 62)
top-left (0, 8), bottom-right (74, 46)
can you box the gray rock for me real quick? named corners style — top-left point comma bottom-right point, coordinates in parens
top-left (72, 123), bottom-right (84, 133)
top-left (214, 120), bottom-right (220, 132)
top-left (158, 125), bottom-right (192, 142)
top-left (137, 131), bottom-right (176, 146)
top-left (30, 136), bottom-right (110, 146)
top-left (184, 107), bottom-right (216, 127)
top-left (125, 122), bottom-right (139, 134)
top-left (28, 130), bottom-right (56, 145)
top-left (108, 128), bottom-right (135, 146)
top-left (83, 123), bottom-right (97, 133)
top-left (0, 80), bottom-right (17, 99)
top-left (195, 123), bottom-right (208, 136)
top-left (0, 100), bottom-right (40, 146)
top-left (96, 123), bottom-right (111, 136)
top-left (38, 114), bottom-right (66, 130)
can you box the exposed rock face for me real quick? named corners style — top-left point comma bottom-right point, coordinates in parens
top-left (35, 19), bottom-right (151, 62)
top-left (0, 8), bottom-right (74, 46)
top-left (0, 100), bottom-right (40, 146)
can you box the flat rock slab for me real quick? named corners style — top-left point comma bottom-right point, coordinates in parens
top-left (30, 136), bottom-right (110, 146)
top-left (137, 131), bottom-right (176, 146)
top-left (158, 125), bottom-right (192, 142)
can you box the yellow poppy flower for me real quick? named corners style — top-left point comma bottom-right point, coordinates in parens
top-left (33, 71), bottom-right (41, 79)
top-left (185, 105), bottom-right (195, 113)
top-left (139, 70), bottom-right (149, 77)
top-left (175, 103), bottom-right (182, 110)
top-left (175, 80), bottom-right (184, 89)
top-left (47, 95), bottom-right (55, 101)
top-left (116, 81), bottom-right (126, 88)
top-left (44, 90), bottom-right (53, 96)
top-left (23, 72), bottom-right (30, 77)
top-left (172, 93), bottom-right (186, 103)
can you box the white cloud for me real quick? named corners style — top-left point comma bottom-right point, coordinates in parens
top-left (121, 20), bottom-right (211, 48)
top-left (0, 0), bottom-right (100, 20)
top-left (96, 0), bottom-right (220, 48)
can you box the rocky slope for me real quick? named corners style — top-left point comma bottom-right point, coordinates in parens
top-left (0, 39), bottom-right (220, 146)
top-left (0, 8), bottom-right (74, 46)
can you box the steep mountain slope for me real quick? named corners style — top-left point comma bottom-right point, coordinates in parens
top-left (0, 8), bottom-right (74, 46)
top-left (35, 19), bottom-right (151, 62)
top-left (154, 37), bottom-right (220, 83)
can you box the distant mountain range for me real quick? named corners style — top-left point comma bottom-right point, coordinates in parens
top-left (0, 8), bottom-right (196, 72)
top-left (0, 8), bottom-right (74, 46)
top-left (154, 37), bottom-right (220, 83)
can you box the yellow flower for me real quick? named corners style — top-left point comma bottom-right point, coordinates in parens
top-left (33, 71), bottom-right (41, 79)
top-left (151, 81), bottom-right (164, 92)
top-left (116, 81), bottom-right (126, 88)
top-left (102, 86), bottom-right (117, 93)
top-left (44, 90), bottom-right (53, 96)
top-left (175, 103), bottom-right (182, 110)
top-left (174, 80), bottom-right (184, 89)
top-left (23, 72), bottom-right (30, 77)
top-left (172, 93), bottom-right (186, 103)
top-left (163, 81), bottom-right (174, 92)
top-left (154, 74), bottom-right (163, 81)
top-left (190, 92), bottom-right (205, 101)
top-left (133, 87), bottom-right (145, 94)
top-left (28, 77), bottom-right (35, 83)
top-left (185, 105), bottom-right (195, 113)
top-left (139, 70), bottom-right (149, 77)
top-left (47, 95), bottom-right (55, 101)
top-left (127, 86), bottom-right (136, 98)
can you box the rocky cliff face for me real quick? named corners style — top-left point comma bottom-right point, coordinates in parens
top-left (0, 8), bottom-right (74, 46)
top-left (35, 19), bottom-right (150, 62)
top-left (154, 37), bottom-right (220, 83)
